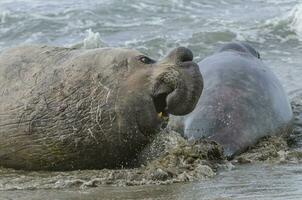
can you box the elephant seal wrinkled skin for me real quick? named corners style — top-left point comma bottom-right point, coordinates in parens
top-left (0, 45), bottom-right (203, 170)
top-left (170, 42), bottom-right (293, 157)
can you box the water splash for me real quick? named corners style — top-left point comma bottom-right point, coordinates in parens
top-left (83, 29), bottom-right (107, 49)
top-left (69, 29), bottom-right (108, 49)
top-left (0, 131), bottom-right (224, 190)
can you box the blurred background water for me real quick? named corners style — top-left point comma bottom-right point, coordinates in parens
top-left (0, 0), bottom-right (302, 199)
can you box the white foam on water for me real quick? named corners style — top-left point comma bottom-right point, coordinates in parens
top-left (83, 29), bottom-right (107, 49)
top-left (289, 4), bottom-right (302, 39)
top-left (22, 32), bottom-right (47, 44)
top-left (260, 3), bottom-right (302, 42)
top-left (0, 11), bottom-right (10, 24)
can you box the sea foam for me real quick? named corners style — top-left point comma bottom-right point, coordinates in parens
top-left (289, 4), bottom-right (302, 39)
top-left (0, 11), bottom-right (9, 24)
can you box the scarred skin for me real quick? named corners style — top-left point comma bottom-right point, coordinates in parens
top-left (0, 45), bottom-right (203, 170)
top-left (169, 42), bottom-right (293, 157)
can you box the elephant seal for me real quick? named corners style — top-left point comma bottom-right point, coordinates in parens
top-left (170, 42), bottom-right (293, 157)
top-left (0, 45), bottom-right (203, 170)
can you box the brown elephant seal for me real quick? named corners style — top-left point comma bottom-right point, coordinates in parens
top-left (0, 45), bottom-right (203, 170)
top-left (169, 42), bottom-right (293, 157)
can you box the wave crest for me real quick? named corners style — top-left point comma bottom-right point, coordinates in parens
top-left (261, 3), bottom-right (302, 42)
top-left (289, 4), bottom-right (302, 39)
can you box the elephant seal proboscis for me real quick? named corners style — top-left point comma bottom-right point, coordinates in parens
top-left (0, 45), bottom-right (203, 170)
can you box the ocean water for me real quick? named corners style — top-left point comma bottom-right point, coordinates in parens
top-left (0, 0), bottom-right (302, 199)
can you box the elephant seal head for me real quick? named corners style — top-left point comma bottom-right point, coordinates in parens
top-left (109, 47), bottom-right (203, 162)
top-left (47, 46), bottom-right (203, 168)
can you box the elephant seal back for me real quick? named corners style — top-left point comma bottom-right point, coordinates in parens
top-left (181, 42), bottom-right (293, 157)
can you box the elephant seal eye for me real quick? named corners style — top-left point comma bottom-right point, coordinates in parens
top-left (138, 56), bottom-right (155, 64)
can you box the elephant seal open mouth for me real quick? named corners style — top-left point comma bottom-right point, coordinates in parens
top-left (0, 45), bottom-right (202, 170)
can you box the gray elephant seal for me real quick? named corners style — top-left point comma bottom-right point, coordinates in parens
top-left (170, 42), bottom-right (293, 157)
top-left (0, 45), bottom-right (203, 170)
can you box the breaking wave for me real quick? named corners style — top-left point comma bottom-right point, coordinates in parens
top-left (263, 3), bottom-right (302, 42)
top-left (289, 3), bottom-right (302, 39)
